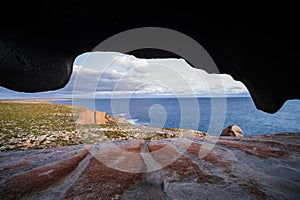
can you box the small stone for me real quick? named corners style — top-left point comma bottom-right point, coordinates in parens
top-left (221, 125), bottom-right (243, 137)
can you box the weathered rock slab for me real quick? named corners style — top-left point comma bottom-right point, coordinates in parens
top-left (0, 133), bottom-right (299, 199)
top-left (76, 110), bottom-right (107, 125)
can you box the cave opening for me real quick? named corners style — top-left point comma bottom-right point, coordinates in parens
top-left (0, 51), bottom-right (299, 139)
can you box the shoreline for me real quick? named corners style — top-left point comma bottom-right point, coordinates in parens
top-left (0, 100), bottom-right (207, 152)
top-left (1, 99), bottom-right (298, 152)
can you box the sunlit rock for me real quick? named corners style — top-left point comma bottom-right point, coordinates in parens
top-left (221, 125), bottom-right (243, 137)
top-left (0, 133), bottom-right (299, 199)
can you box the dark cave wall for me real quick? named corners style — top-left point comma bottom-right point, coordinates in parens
top-left (0, 3), bottom-right (299, 113)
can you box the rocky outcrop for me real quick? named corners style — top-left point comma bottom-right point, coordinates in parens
top-left (75, 110), bottom-right (107, 125)
top-left (0, 132), bottom-right (299, 199)
top-left (221, 125), bottom-right (243, 137)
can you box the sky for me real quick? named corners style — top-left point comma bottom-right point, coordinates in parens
top-left (0, 52), bottom-right (249, 99)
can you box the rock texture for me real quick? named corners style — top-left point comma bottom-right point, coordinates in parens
top-left (0, 132), bottom-right (299, 199)
top-left (75, 110), bottom-right (107, 125)
top-left (221, 125), bottom-right (243, 137)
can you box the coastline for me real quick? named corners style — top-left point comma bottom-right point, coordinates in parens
top-left (0, 100), bottom-right (206, 152)
top-left (1, 99), bottom-right (299, 152)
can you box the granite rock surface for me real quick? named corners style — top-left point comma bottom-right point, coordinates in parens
top-left (0, 132), bottom-right (299, 199)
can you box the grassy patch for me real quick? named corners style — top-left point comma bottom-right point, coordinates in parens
top-left (0, 102), bottom-right (76, 151)
top-left (0, 102), bottom-right (75, 132)
top-left (163, 127), bottom-right (180, 132)
top-left (0, 101), bottom-right (207, 151)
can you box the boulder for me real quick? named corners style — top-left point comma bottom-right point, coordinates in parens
top-left (75, 110), bottom-right (106, 125)
top-left (221, 125), bottom-right (243, 137)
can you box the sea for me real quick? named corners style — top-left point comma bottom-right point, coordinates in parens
top-left (52, 97), bottom-right (300, 136)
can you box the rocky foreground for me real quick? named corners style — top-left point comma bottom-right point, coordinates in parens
top-left (0, 132), bottom-right (299, 199)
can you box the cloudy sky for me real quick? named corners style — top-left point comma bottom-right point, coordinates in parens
top-left (0, 52), bottom-right (249, 99)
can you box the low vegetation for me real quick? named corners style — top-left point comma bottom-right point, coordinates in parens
top-left (0, 100), bottom-right (207, 151)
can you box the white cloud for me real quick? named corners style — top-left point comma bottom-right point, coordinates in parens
top-left (112, 54), bottom-right (149, 69)
top-left (0, 52), bottom-right (249, 99)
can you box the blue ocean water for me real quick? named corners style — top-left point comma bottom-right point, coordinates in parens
top-left (52, 97), bottom-right (300, 136)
